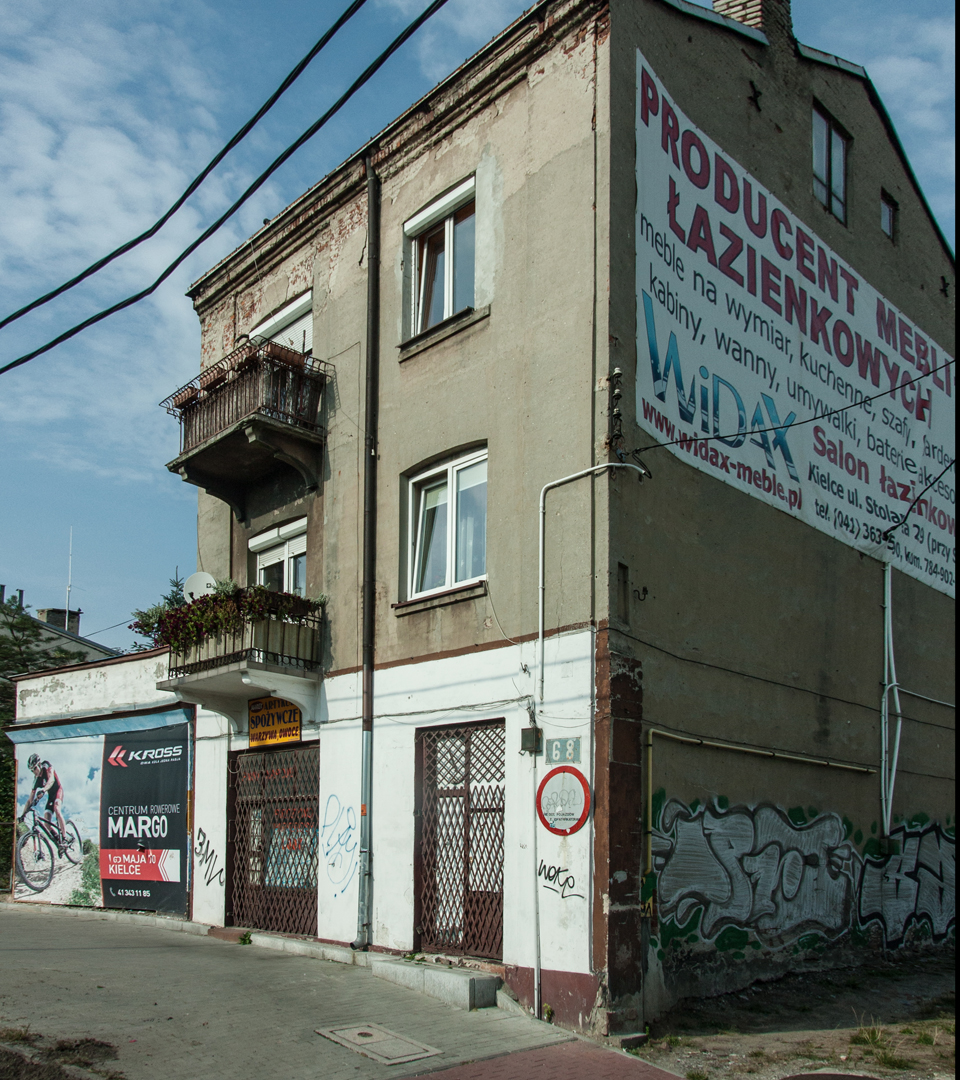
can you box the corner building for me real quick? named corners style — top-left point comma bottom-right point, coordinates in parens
top-left (159, 0), bottom-right (955, 1032)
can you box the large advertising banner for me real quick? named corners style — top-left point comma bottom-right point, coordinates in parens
top-left (99, 725), bottom-right (190, 914)
top-left (635, 51), bottom-right (955, 598)
top-left (13, 710), bottom-right (191, 914)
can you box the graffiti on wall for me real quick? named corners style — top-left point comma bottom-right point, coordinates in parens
top-left (858, 822), bottom-right (955, 947)
top-left (194, 827), bottom-right (226, 888)
top-left (321, 794), bottom-right (358, 896)
top-left (652, 798), bottom-right (955, 951)
top-left (538, 859), bottom-right (585, 901)
top-left (653, 800), bottom-right (859, 942)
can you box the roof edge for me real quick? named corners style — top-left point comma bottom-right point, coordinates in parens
top-left (9, 646), bottom-right (169, 682)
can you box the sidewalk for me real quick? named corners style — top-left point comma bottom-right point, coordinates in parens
top-left (0, 903), bottom-right (679, 1080)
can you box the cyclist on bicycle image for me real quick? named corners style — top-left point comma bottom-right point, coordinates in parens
top-left (21, 753), bottom-right (68, 854)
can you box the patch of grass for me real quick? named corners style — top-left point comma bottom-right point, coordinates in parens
top-left (663, 1035), bottom-right (683, 1048)
top-left (238, 931), bottom-right (252, 945)
top-left (0, 1026), bottom-right (37, 1044)
top-left (685, 1070), bottom-right (709, 1080)
top-left (915, 1030), bottom-right (936, 1046)
top-left (851, 1017), bottom-right (887, 1048)
top-left (874, 1046), bottom-right (916, 1069)
top-left (747, 1049), bottom-right (766, 1059)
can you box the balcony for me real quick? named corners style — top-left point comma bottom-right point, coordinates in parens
top-left (161, 340), bottom-right (331, 522)
top-left (156, 587), bottom-right (323, 725)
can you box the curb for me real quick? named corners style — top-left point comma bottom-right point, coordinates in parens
top-left (1, 900), bottom-right (209, 936)
top-left (3, 901), bottom-right (504, 1013)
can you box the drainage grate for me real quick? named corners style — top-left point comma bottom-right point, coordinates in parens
top-left (315, 1024), bottom-right (443, 1065)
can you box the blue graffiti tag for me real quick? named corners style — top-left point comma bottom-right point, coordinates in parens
top-left (321, 794), bottom-right (359, 896)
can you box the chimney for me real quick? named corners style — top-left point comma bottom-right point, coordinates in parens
top-left (36, 608), bottom-right (83, 635)
top-left (713, 0), bottom-right (793, 41)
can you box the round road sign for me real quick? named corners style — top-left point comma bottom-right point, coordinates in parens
top-left (536, 766), bottom-right (591, 836)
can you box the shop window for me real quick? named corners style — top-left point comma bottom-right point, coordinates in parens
top-left (404, 178), bottom-right (476, 336)
top-left (249, 517), bottom-right (308, 595)
top-left (812, 106), bottom-right (848, 223)
top-left (408, 450), bottom-right (487, 598)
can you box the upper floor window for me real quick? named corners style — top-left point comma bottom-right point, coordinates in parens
top-left (880, 191), bottom-right (898, 239)
top-left (408, 449), bottom-right (487, 598)
top-left (249, 517), bottom-right (307, 595)
top-left (251, 291), bottom-right (313, 355)
top-left (405, 178), bottom-right (476, 336)
top-left (812, 106), bottom-right (847, 223)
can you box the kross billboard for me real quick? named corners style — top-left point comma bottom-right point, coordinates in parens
top-left (635, 51), bottom-right (955, 598)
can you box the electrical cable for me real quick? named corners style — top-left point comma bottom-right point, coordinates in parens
top-left (604, 625), bottom-right (956, 731)
top-left (0, 0), bottom-right (455, 377)
top-left (629, 357), bottom-right (956, 460)
top-left (881, 456), bottom-right (956, 540)
top-left (0, 0), bottom-right (372, 334)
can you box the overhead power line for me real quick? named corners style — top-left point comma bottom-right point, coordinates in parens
top-left (0, 0), bottom-right (455, 376)
top-left (0, 0), bottom-right (372, 335)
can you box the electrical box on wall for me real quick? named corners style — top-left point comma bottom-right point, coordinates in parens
top-left (520, 726), bottom-right (542, 755)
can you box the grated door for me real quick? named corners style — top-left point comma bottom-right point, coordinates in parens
top-left (228, 745), bottom-right (319, 936)
top-left (416, 720), bottom-right (505, 959)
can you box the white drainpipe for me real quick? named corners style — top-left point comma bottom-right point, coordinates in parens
top-left (534, 461), bottom-right (649, 1018)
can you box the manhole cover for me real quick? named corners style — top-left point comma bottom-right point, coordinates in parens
top-left (315, 1023), bottom-right (443, 1065)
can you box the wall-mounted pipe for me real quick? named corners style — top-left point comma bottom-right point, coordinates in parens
top-left (538, 463), bottom-right (649, 702)
top-left (880, 561), bottom-right (905, 838)
top-left (353, 156), bottom-right (380, 951)
top-left (643, 727), bottom-right (876, 877)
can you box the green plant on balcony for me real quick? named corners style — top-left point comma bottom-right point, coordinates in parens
top-left (131, 583), bottom-right (325, 655)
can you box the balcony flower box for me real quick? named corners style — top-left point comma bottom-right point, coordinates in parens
top-left (199, 365), bottom-right (227, 391)
top-left (261, 340), bottom-right (305, 369)
top-left (232, 342), bottom-right (259, 372)
top-left (172, 386), bottom-right (199, 409)
top-left (171, 617), bottom-right (319, 674)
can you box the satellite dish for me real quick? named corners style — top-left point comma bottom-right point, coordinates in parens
top-left (184, 572), bottom-right (217, 601)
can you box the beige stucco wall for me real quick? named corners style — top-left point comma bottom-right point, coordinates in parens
top-left (190, 3), bottom-right (612, 676)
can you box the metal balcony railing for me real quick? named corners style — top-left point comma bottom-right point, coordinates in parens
top-left (161, 340), bottom-right (329, 456)
top-left (167, 607), bottom-right (322, 679)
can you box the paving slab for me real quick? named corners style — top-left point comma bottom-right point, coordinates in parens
top-left (0, 904), bottom-right (569, 1080)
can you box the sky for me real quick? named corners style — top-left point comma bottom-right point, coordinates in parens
top-left (0, 0), bottom-right (954, 653)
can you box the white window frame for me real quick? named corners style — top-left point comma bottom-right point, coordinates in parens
top-left (407, 449), bottom-right (487, 600)
top-left (404, 177), bottom-right (476, 336)
top-left (250, 291), bottom-right (313, 355)
top-left (249, 517), bottom-right (308, 595)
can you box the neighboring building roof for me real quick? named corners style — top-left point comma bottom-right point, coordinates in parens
top-left (25, 613), bottom-right (122, 662)
top-left (9, 645), bottom-right (166, 682)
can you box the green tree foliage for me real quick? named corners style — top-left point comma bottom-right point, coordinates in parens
top-left (128, 573), bottom-right (185, 650)
top-left (1, 595), bottom-right (88, 888)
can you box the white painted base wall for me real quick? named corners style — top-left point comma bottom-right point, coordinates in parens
top-left (189, 629), bottom-right (596, 977)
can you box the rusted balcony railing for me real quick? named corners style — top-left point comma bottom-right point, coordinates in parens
top-left (161, 340), bottom-right (329, 456)
top-left (168, 608), bottom-right (322, 679)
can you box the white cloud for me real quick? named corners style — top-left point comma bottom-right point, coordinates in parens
top-left (0, 0), bottom-right (282, 483)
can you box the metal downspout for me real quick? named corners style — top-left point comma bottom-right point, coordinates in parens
top-left (882, 562), bottom-right (905, 837)
top-left (353, 156), bottom-right (380, 950)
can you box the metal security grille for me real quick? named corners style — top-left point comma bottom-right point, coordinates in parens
top-left (228, 745), bottom-right (319, 936)
top-left (416, 721), bottom-right (505, 959)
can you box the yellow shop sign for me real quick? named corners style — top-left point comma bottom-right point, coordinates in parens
top-left (248, 697), bottom-right (302, 746)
